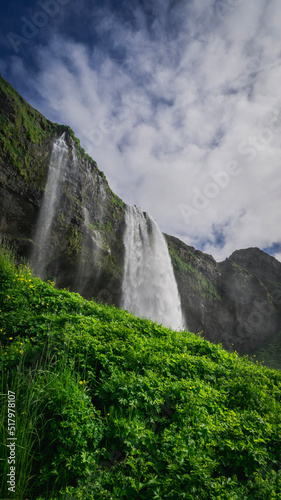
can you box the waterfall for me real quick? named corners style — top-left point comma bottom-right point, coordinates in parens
top-left (122, 205), bottom-right (186, 330)
top-left (31, 133), bottom-right (68, 278)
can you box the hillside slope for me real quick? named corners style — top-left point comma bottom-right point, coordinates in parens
top-left (1, 245), bottom-right (281, 499)
top-left (0, 74), bottom-right (281, 356)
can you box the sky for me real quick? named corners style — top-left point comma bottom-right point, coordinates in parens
top-left (1, 0), bottom-right (281, 262)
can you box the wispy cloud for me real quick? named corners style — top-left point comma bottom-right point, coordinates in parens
top-left (2, 0), bottom-right (281, 261)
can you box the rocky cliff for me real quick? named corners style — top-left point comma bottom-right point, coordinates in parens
top-left (1, 74), bottom-right (280, 356)
top-left (167, 236), bottom-right (281, 354)
top-left (0, 74), bottom-right (125, 306)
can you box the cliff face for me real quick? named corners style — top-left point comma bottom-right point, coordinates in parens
top-left (166, 235), bottom-right (281, 354)
top-left (1, 75), bottom-right (280, 354)
top-left (0, 75), bottom-right (125, 306)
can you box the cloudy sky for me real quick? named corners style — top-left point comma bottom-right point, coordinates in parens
top-left (1, 0), bottom-right (281, 262)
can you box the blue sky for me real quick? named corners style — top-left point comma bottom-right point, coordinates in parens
top-left (1, 0), bottom-right (281, 262)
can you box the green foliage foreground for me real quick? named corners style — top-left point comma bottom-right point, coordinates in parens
top-left (0, 245), bottom-right (281, 499)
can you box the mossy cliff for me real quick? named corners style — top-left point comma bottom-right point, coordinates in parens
top-left (166, 235), bottom-right (281, 357)
top-left (0, 74), bottom-right (280, 358)
top-left (0, 74), bottom-right (125, 306)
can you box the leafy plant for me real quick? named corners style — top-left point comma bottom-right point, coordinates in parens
top-left (0, 243), bottom-right (281, 499)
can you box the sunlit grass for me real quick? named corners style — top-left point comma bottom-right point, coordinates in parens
top-left (1, 243), bottom-right (281, 499)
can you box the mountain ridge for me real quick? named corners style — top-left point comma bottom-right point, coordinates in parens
top-left (0, 74), bottom-right (280, 358)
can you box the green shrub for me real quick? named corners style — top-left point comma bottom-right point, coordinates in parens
top-left (0, 243), bottom-right (281, 499)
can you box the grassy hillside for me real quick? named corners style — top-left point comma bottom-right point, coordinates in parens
top-left (1, 244), bottom-right (281, 499)
top-left (252, 329), bottom-right (281, 371)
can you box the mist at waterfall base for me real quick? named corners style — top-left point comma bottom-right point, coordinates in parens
top-left (122, 205), bottom-right (186, 331)
top-left (30, 133), bottom-right (68, 278)
top-left (30, 135), bottom-right (186, 331)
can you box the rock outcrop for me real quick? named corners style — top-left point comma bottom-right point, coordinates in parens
top-left (1, 74), bottom-right (280, 354)
top-left (166, 235), bottom-right (281, 354)
top-left (0, 74), bottom-right (125, 305)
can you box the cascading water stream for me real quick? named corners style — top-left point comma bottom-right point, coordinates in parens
top-left (30, 133), bottom-right (68, 278)
top-left (122, 205), bottom-right (186, 330)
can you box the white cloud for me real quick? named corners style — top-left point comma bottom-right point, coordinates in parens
top-left (3, 0), bottom-right (281, 261)
top-left (274, 253), bottom-right (281, 263)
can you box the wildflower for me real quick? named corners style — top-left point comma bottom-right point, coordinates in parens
top-left (9, 337), bottom-right (13, 340)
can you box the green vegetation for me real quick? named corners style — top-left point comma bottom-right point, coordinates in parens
top-left (0, 75), bottom-right (60, 184)
top-left (0, 76), bottom-right (111, 191)
top-left (253, 329), bottom-right (281, 371)
top-left (65, 125), bottom-right (106, 179)
top-left (168, 245), bottom-right (221, 300)
top-left (1, 243), bottom-right (281, 499)
top-left (110, 191), bottom-right (125, 210)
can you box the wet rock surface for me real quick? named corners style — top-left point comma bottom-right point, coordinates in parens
top-left (1, 75), bottom-right (280, 354)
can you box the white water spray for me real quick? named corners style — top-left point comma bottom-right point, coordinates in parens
top-left (31, 133), bottom-right (68, 277)
top-left (122, 205), bottom-right (186, 330)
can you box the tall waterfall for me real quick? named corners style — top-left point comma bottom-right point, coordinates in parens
top-left (31, 134), bottom-right (68, 278)
top-left (122, 205), bottom-right (186, 330)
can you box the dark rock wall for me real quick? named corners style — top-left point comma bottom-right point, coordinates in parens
top-left (0, 75), bottom-right (125, 306)
top-left (167, 234), bottom-right (281, 354)
top-left (1, 74), bottom-right (280, 354)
